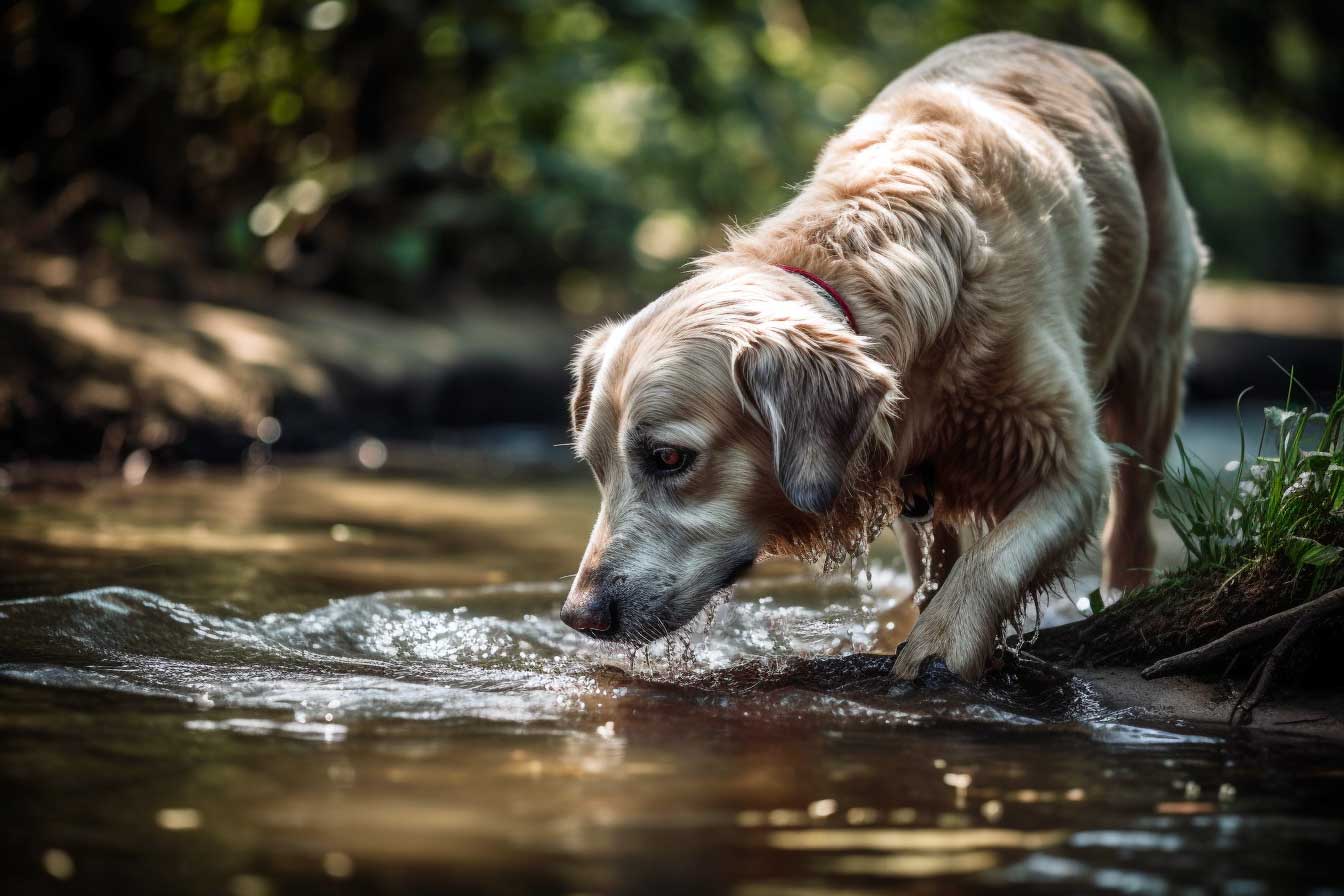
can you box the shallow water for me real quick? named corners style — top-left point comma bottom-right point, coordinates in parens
top-left (2, 468), bottom-right (1342, 894)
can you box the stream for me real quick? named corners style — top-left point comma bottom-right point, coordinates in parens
top-left (1, 466), bottom-right (1341, 893)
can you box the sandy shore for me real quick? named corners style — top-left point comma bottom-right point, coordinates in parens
top-left (1071, 664), bottom-right (1344, 741)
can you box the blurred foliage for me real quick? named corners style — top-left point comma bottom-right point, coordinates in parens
top-left (3, 0), bottom-right (1343, 316)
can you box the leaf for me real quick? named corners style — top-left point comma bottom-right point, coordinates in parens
top-left (1285, 536), bottom-right (1342, 568)
top-left (1301, 451), bottom-right (1335, 473)
top-left (1110, 442), bottom-right (1141, 460)
top-left (1087, 588), bottom-right (1105, 615)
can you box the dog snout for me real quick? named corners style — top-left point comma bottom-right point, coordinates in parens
top-left (561, 587), bottom-right (614, 633)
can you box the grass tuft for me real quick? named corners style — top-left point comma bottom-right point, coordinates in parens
top-left (1039, 368), bottom-right (1344, 676)
top-left (1155, 372), bottom-right (1344, 590)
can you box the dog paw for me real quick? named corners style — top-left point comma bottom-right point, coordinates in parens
top-left (897, 654), bottom-right (963, 688)
top-left (890, 609), bottom-right (993, 683)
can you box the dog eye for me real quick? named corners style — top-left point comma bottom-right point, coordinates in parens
top-left (650, 445), bottom-right (694, 475)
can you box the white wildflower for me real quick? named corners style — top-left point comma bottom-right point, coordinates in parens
top-left (1284, 471), bottom-right (1315, 497)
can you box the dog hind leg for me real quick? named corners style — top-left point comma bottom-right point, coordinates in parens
top-left (1100, 354), bottom-right (1184, 592)
top-left (1100, 166), bottom-right (1202, 593)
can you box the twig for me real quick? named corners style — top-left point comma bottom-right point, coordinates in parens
top-left (1141, 587), bottom-right (1344, 680)
top-left (1230, 613), bottom-right (1314, 725)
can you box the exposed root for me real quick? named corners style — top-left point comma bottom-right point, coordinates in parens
top-left (1141, 587), bottom-right (1344, 681)
top-left (1036, 535), bottom-right (1344, 676)
top-left (1229, 611), bottom-right (1323, 726)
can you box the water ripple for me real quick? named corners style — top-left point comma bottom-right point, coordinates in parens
top-left (0, 585), bottom-right (1212, 742)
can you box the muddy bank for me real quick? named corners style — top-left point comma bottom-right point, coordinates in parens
top-left (1025, 612), bottom-right (1344, 740)
top-left (1072, 664), bottom-right (1344, 741)
top-left (712, 647), bottom-right (1344, 742)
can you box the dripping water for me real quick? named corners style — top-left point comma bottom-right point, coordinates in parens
top-left (610, 591), bottom-right (733, 679)
top-left (913, 520), bottom-right (941, 611)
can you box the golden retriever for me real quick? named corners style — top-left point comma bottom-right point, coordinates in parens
top-left (561, 32), bottom-right (1205, 681)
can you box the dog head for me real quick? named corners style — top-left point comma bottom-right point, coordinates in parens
top-left (562, 264), bottom-right (899, 643)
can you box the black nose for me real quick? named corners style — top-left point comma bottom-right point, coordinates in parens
top-left (561, 590), bottom-right (612, 632)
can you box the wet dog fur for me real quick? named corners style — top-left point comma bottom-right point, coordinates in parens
top-left (562, 33), bottom-right (1205, 681)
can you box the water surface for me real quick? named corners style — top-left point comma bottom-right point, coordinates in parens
top-left (2, 468), bottom-right (1341, 894)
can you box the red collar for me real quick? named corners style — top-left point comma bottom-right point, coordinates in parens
top-left (774, 264), bottom-right (859, 333)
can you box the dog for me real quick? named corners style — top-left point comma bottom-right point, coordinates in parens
top-left (561, 32), bottom-right (1205, 681)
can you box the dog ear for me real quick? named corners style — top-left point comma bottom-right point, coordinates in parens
top-left (733, 330), bottom-right (896, 514)
top-left (569, 322), bottom-right (617, 436)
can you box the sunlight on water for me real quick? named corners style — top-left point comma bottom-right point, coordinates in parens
top-left (0, 569), bottom-right (1199, 746)
top-left (3, 473), bottom-right (1341, 894)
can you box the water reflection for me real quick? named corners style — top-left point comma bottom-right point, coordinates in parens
top-left (1, 472), bottom-right (1342, 893)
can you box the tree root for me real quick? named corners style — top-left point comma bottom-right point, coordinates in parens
top-left (1137, 587), bottom-right (1344, 726)
top-left (1229, 613), bottom-right (1317, 726)
top-left (1140, 587), bottom-right (1344, 681)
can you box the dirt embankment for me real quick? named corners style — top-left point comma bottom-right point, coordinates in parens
top-left (1026, 572), bottom-right (1344, 739)
top-left (1076, 664), bottom-right (1344, 740)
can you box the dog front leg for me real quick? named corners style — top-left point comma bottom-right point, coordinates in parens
top-left (891, 447), bottom-right (1109, 681)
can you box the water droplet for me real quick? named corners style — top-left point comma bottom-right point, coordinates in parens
top-left (889, 807), bottom-right (917, 825)
top-left (256, 416), bottom-right (282, 444)
top-left (807, 798), bottom-right (838, 819)
top-left (122, 448), bottom-right (151, 486)
top-left (156, 807), bottom-right (202, 830)
top-left (356, 437), bottom-right (388, 470)
top-left (914, 522), bottom-right (941, 609)
top-left (845, 807), bottom-right (880, 825)
top-left (42, 848), bottom-right (74, 880)
top-left (229, 874), bottom-right (272, 896)
top-left (767, 808), bottom-right (808, 827)
top-left (322, 851), bottom-right (354, 878)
